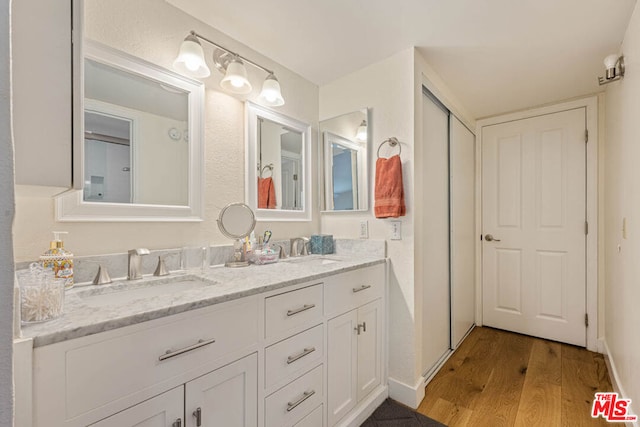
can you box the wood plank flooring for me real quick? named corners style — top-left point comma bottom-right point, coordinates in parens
top-left (417, 327), bottom-right (613, 427)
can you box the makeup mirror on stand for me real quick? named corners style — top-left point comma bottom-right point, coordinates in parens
top-left (217, 203), bottom-right (256, 267)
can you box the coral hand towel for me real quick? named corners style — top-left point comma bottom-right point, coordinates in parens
top-left (258, 177), bottom-right (276, 209)
top-left (375, 155), bottom-right (406, 218)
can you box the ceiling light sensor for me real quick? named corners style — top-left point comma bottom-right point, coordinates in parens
top-left (599, 54), bottom-right (625, 85)
top-left (174, 31), bottom-right (285, 106)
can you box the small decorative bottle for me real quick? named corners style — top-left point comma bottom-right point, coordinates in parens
top-left (40, 231), bottom-right (74, 289)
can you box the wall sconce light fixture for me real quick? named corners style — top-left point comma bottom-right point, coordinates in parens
top-left (598, 54), bottom-right (625, 86)
top-left (174, 31), bottom-right (285, 106)
top-left (355, 120), bottom-right (367, 142)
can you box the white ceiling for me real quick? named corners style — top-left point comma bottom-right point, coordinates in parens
top-left (166, 0), bottom-right (636, 118)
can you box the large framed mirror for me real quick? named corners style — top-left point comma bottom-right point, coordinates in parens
top-left (320, 108), bottom-right (369, 211)
top-left (246, 103), bottom-right (312, 221)
top-left (56, 36), bottom-right (205, 221)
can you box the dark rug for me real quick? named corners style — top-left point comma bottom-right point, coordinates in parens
top-left (361, 398), bottom-right (447, 426)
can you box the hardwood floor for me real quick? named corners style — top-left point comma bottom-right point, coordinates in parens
top-left (417, 327), bottom-right (613, 427)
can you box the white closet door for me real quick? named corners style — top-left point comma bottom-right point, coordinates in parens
top-left (421, 93), bottom-right (451, 376)
top-left (450, 118), bottom-right (476, 348)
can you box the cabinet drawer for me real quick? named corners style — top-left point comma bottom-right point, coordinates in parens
top-left (294, 404), bottom-right (323, 427)
top-left (265, 365), bottom-right (323, 427)
top-left (265, 325), bottom-right (324, 390)
top-left (265, 284), bottom-right (323, 341)
top-left (324, 264), bottom-right (384, 317)
top-left (63, 297), bottom-right (259, 420)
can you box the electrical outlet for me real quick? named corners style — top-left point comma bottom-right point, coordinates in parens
top-left (389, 221), bottom-right (402, 240)
top-left (359, 220), bottom-right (369, 239)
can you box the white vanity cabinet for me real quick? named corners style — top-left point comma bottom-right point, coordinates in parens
top-left (26, 262), bottom-right (387, 427)
top-left (326, 270), bottom-right (384, 427)
top-left (32, 296), bottom-right (260, 427)
top-left (90, 354), bottom-right (257, 427)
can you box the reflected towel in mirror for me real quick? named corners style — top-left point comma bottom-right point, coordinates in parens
top-left (258, 177), bottom-right (276, 209)
top-left (374, 155), bottom-right (406, 218)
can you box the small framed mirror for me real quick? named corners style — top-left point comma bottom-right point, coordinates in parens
top-left (246, 103), bottom-right (312, 221)
top-left (320, 108), bottom-right (369, 211)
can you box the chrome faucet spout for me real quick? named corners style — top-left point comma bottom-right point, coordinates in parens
top-left (128, 248), bottom-right (150, 280)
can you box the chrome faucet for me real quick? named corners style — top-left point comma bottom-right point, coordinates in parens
top-left (290, 237), bottom-right (309, 257)
top-left (128, 248), bottom-right (150, 280)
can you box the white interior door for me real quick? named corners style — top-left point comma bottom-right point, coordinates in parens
top-left (450, 117), bottom-right (476, 348)
top-left (421, 92), bottom-right (451, 376)
top-left (482, 108), bottom-right (587, 346)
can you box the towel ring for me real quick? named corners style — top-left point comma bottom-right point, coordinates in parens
top-left (377, 137), bottom-right (402, 159)
top-left (260, 163), bottom-right (274, 178)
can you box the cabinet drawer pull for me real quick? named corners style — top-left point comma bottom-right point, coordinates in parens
top-left (158, 338), bottom-right (216, 361)
top-left (287, 347), bottom-right (316, 364)
top-left (286, 390), bottom-right (316, 412)
top-left (173, 419), bottom-right (182, 427)
top-left (352, 284), bottom-right (372, 293)
top-left (287, 304), bottom-right (316, 317)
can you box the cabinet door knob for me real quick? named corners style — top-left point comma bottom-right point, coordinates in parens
top-left (193, 407), bottom-right (202, 426)
top-left (172, 419), bottom-right (182, 427)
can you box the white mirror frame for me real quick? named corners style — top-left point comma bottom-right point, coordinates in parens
top-left (56, 38), bottom-right (205, 222)
top-left (323, 131), bottom-right (368, 211)
top-left (245, 102), bottom-right (312, 221)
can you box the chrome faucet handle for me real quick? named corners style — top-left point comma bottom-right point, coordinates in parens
top-left (129, 248), bottom-right (151, 256)
top-left (87, 262), bottom-right (112, 285)
top-left (154, 255), bottom-right (170, 277)
top-left (274, 244), bottom-right (287, 259)
top-left (290, 237), bottom-right (306, 257)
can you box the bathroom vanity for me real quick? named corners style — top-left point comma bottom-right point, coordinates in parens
top-left (17, 255), bottom-right (387, 427)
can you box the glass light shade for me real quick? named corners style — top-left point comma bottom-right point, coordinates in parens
top-left (220, 58), bottom-right (252, 94)
top-left (259, 74), bottom-right (285, 106)
top-left (604, 54), bottom-right (619, 69)
top-left (173, 35), bottom-right (211, 78)
top-left (355, 120), bottom-right (367, 141)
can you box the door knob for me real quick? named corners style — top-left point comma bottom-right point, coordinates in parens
top-left (484, 234), bottom-right (501, 242)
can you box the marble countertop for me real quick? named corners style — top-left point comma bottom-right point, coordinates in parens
top-left (20, 254), bottom-right (385, 348)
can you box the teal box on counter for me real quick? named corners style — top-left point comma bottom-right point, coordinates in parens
top-left (310, 234), bottom-right (334, 254)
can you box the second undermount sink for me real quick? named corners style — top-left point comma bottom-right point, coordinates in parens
top-left (75, 275), bottom-right (217, 308)
top-left (283, 255), bottom-right (342, 266)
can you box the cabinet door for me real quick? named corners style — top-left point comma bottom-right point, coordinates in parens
top-left (185, 353), bottom-right (257, 427)
top-left (89, 386), bottom-right (183, 427)
top-left (357, 299), bottom-right (382, 401)
top-left (327, 310), bottom-right (358, 426)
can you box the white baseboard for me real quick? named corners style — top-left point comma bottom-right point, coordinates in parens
top-left (602, 339), bottom-right (639, 427)
top-left (337, 385), bottom-right (388, 427)
top-left (388, 376), bottom-right (426, 409)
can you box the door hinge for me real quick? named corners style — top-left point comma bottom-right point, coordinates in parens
top-left (585, 313), bottom-right (589, 328)
top-left (585, 129), bottom-right (589, 143)
top-left (585, 221), bottom-right (589, 235)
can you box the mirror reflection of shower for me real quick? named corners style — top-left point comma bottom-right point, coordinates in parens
top-left (84, 111), bottom-right (132, 203)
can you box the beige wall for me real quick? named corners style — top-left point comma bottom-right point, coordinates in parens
top-left (604, 0), bottom-right (640, 414)
top-left (12, 0), bottom-right (320, 262)
top-left (0, 0), bottom-right (14, 423)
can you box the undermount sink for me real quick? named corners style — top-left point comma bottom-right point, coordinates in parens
top-left (75, 275), bottom-right (217, 308)
top-left (283, 256), bottom-right (342, 266)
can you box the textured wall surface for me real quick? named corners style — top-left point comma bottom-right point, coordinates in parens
top-left (0, 0), bottom-right (15, 424)
top-left (604, 0), bottom-right (640, 417)
top-left (12, 0), bottom-right (319, 262)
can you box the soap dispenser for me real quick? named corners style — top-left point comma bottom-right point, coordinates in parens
top-left (40, 231), bottom-right (74, 289)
